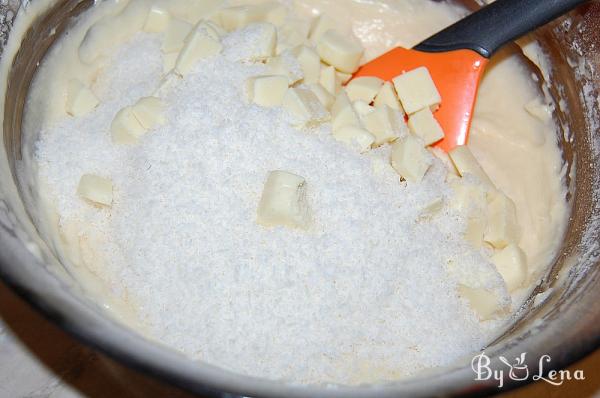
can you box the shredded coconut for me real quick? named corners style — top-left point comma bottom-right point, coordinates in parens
top-left (33, 29), bottom-right (509, 385)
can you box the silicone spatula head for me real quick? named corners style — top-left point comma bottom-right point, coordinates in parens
top-left (354, 48), bottom-right (487, 152)
top-left (350, 0), bottom-right (588, 152)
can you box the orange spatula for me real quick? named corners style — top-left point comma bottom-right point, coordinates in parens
top-left (352, 0), bottom-right (587, 152)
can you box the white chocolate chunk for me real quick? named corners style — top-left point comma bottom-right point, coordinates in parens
top-left (219, 3), bottom-right (286, 31)
top-left (374, 81), bottom-right (403, 113)
top-left (78, 0), bottom-right (149, 64)
top-left (352, 100), bottom-right (374, 118)
top-left (144, 5), bottom-right (170, 33)
top-left (317, 30), bottom-right (364, 74)
top-left (257, 170), bottom-right (311, 229)
top-left (175, 23), bottom-right (222, 74)
top-left (331, 91), bottom-right (361, 131)
top-left (458, 285), bottom-right (502, 320)
top-left (238, 23), bottom-right (278, 61)
top-left (308, 83), bottom-right (335, 110)
top-left (219, 5), bottom-right (257, 31)
top-left (66, 80), bottom-right (99, 117)
top-left (449, 176), bottom-right (487, 212)
top-left (319, 65), bottom-right (339, 95)
top-left (408, 108), bottom-right (445, 146)
top-left (132, 97), bottom-right (166, 129)
top-left (392, 66), bottom-right (441, 114)
top-left (293, 45), bottom-right (321, 84)
top-left (256, 2), bottom-right (287, 26)
top-left (277, 22), bottom-right (310, 54)
top-left (484, 191), bottom-right (520, 249)
top-left (77, 174), bottom-right (113, 207)
top-left (390, 135), bottom-right (432, 183)
top-left (448, 145), bottom-right (494, 187)
top-left (282, 87), bottom-right (329, 127)
top-left (492, 244), bottom-right (528, 292)
top-left (361, 105), bottom-right (403, 146)
top-left (308, 14), bottom-right (336, 44)
top-left (111, 106), bottom-right (146, 144)
top-left (345, 76), bottom-right (384, 103)
top-left (246, 75), bottom-right (289, 107)
top-left (332, 125), bottom-right (374, 153)
top-left (267, 51), bottom-right (303, 85)
top-left (162, 19), bottom-right (193, 53)
top-left (448, 177), bottom-right (488, 247)
top-left (203, 20), bottom-right (227, 37)
top-left (464, 216), bottom-right (487, 248)
top-left (154, 71), bottom-right (182, 97)
top-left (163, 52), bottom-right (178, 73)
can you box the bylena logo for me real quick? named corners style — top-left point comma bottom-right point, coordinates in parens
top-left (471, 352), bottom-right (585, 388)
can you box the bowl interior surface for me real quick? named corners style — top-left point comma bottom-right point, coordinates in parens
top-left (0, 1), bottom-right (599, 397)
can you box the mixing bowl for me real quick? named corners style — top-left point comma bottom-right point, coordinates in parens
top-left (1, 1), bottom-right (599, 396)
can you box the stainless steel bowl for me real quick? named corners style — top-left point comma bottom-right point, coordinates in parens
top-left (1, 1), bottom-right (599, 396)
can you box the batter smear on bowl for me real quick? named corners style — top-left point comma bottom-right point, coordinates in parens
top-left (23, 0), bottom-right (569, 385)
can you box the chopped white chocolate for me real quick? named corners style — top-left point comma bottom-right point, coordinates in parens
top-left (267, 52), bottom-right (303, 85)
top-left (361, 105), bottom-right (402, 146)
top-left (277, 21), bottom-right (310, 53)
top-left (219, 3), bottom-right (286, 31)
top-left (408, 108), bottom-right (445, 146)
top-left (390, 135), bottom-right (432, 183)
top-left (66, 80), bottom-right (99, 117)
top-left (241, 23), bottom-right (278, 61)
top-left (293, 46), bottom-right (321, 84)
top-left (77, 174), bottom-right (113, 207)
top-left (392, 66), bottom-right (441, 114)
top-left (332, 125), bottom-right (374, 153)
top-left (246, 75), bottom-right (289, 107)
top-left (175, 23), bottom-right (222, 75)
top-left (492, 244), bottom-right (528, 292)
top-left (374, 81), bottom-right (403, 113)
top-left (458, 285), bottom-right (502, 320)
top-left (319, 65), bottom-right (339, 95)
top-left (308, 83), bottom-right (335, 110)
top-left (111, 106), bottom-right (147, 144)
top-left (257, 170), bottom-right (311, 229)
top-left (352, 100), bottom-right (374, 117)
top-left (431, 147), bottom-right (458, 176)
top-left (144, 5), bottom-right (170, 33)
top-left (449, 176), bottom-right (487, 212)
top-left (448, 177), bottom-right (488, 247)
top-left (256, 2), bottom-right (287, 26)
top-left (163, 52), bottom-right (178, 73)
top-left (317, 30), bottom-right (364, 74)
top-left (282, 87), bottom-right (329, 127)
top-left (154, 71), bottom-right (182, 97)
top-left (345, 76), bottom-right (384, 103)
top-left (162, 19), bottom-right (193, 53)
top-left (464, 216), bottom-right (487, 248)
top-left (448, 145), bottom-right (494, 187)
top-left (219, 5), bottom-right (256, 31)
top-left (132, 97), bottom-right (166, 129)
top-left (308, 14), bottom-right (336, 44)
top-left (331, 91), bottom-right (361, 131)
top-left (484, 191), bottom-right (520, 249)
top-left (194, 20), bottom-right (222, 40)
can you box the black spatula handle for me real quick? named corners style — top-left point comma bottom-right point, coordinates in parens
top-left (414, 0), bottom-right (588, 58)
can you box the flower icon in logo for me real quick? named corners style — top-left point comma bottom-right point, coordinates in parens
top-left (499, 353), bottom-right (529, 381)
